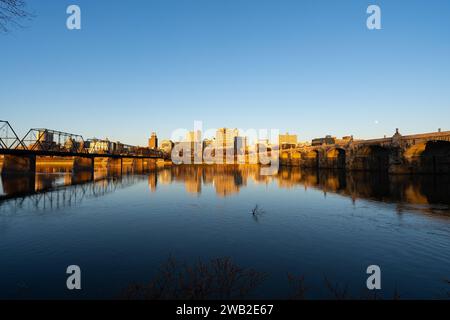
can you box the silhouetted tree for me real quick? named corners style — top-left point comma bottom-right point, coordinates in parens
top-left (0, 0), bottom-right (31, 33)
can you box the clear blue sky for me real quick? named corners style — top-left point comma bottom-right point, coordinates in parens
top-left (1, 0), bottom-right (449, 145)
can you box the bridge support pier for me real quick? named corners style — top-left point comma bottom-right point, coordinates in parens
top-left (107, 158), bottom-right (123, 174)
top-left (133, 158), bottom-right (144, 172)
top-left (73, 157), bottom-right (94, 173)
top-left (1, 174), bottom-right (36, 195)
top-left (1, 155), bottom-right (36, 192)
top-left (1, 154), bottom-right (37, 175)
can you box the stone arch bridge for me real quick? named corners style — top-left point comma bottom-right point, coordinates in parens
top-left (280, 129), bottom-right (450, 174)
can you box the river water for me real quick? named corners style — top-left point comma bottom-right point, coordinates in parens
top-left (0, 165), bottom-right (449, 299)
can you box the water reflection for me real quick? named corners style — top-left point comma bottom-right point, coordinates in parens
top-left (156, 165), bottom-right (450, 216)
top-left (0, 170), bottom-right (146, 214)
top-left (0, 165), bottom-right (449, 300)
top-left (1, 165), bottom-right (450, 217)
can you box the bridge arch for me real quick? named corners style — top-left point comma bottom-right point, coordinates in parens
top-left (325, 148), bottom-right (346, 169)
top-left (291, 151), bottom-right (301, 159)
top-left (354, 145), bottom-right (390, 172)
top-left (279, 150), bottom-right (302, 166)
top-left (279, 151), bottom-right (290, 167)
top-left (289, 150), bottom-right (302, 166)
top-left (303, 150), bottom-right (320, 168)
top-left (405, 140), bottom-right (450, 174)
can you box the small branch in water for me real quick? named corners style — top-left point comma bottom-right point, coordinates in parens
top-left (251, 204), bottom-right (264, 216)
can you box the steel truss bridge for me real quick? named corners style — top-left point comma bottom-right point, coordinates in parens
top-left (0, 120), bottom-right (163, 159)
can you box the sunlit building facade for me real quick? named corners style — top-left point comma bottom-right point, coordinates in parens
top-left (279, 133), bottom-right (298, 150)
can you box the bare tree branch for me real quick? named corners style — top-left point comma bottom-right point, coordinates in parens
top-left (0, 0), bottom-right (32, 33)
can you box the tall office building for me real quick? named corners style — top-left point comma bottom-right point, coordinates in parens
top-left (183, 130), bottom-right (202, 163)
top-left (185, 130), bottom-right (202, 143)
top-left (216, 128), bottom-right (239, 149)
top-left (234, 136), bottom-right (248, 154)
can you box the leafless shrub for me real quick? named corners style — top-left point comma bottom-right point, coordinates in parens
top-left (445, 279), bottom-right (450, 297)
top-left (359, 287), bottom-right (401, 300)
top-left (287, 273), bottom-right (308, 300)
top-left (121, 257), bottom-right (446, 300)
top-left (121, 256), bottom-right (267, 300)
top-left (323, 276), bottom-right (350, 300)
top-left (392, 287), bottom-right (402, 300)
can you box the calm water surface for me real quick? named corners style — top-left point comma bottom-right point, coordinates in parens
top-left (0, 166), bottom-right (449, 299)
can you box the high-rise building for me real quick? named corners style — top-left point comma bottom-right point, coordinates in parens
top-left (202, 138), bottom-right (214, 150)
top-left (234, 136), bottom-right (248, 154)
top-left (216, 128), bottom-right (239, 150)
top-left (148, 132), bottom-right (158, 149)
top-left (183, 130), bottom-right (202, 162)
top-left (185, 130), bottom-right (202, 143)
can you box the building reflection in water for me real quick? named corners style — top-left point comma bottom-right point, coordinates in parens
top-left (148, 171), bottom-right (157, 192)
top-left (152, 165), bottom-right (450, 216)
top-left (1, 165), bottom-right (449, 216)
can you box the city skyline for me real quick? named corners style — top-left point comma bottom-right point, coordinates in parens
top-left (1, 0), bottom-right (450, 146)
